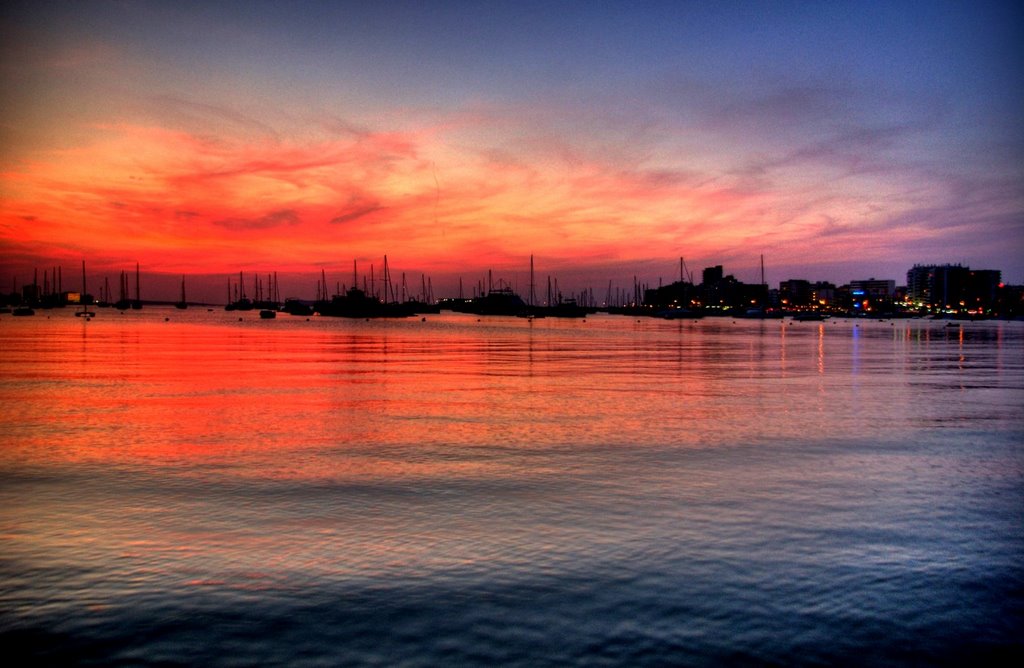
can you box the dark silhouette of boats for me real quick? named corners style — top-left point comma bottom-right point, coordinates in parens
top-left (12, 306), bottom-right (34, 316)
top-left (114, 264), bottom-right (143, 309)
top-left (75, 261), bottom-right (95, 318)
top-left (316, 286), bottom-right (415, 318)
top-left (175, 275), bottom-right (188, 309)
top-left (402, 274), bottom-right (440, 313)
top-left (113, 270), bottom-right (131, 309)
top-left (252, 272), bottom-right (281, 311)
top-left (97, 276), bottom-right (113, 307)
top-left (444, 268), bottom-right (529, 316)
top-left (404, 299), bottom-right (441, 314)
top-left (226, 271), bottom-right (281, 311)
top-left (314, 258), bottom-right (417, 319)
top-left (225, 272), bottom-right (254, 311)
top-left (131, 263), bottom-right (142, 309)
top-left (282, 298), bottom-right (314, 316)
top-left (450, 286), bottom-right (528, 316)
top-left (546, 297), bottom-right (588, 318)
top-left (259, 309), bottom-right (276, 319)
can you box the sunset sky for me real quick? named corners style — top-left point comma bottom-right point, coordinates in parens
top-left (2, 0), bottom-right (1022, 301)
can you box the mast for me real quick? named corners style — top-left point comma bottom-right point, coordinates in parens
top-left (529, 255), bottom-right (536, 307)
top-left (76, 261), bottom-right (93, 316)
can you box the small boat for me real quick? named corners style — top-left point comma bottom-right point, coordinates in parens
top-left (259, 309), bottom-right (277, 319)
top-left (12, 306), bottom-right (35, 316)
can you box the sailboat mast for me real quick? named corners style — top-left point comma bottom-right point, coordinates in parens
top-left (529, 255), bottom-right (535, 307)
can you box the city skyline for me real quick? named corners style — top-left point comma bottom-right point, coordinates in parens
top-left (2, 1), bottom-right (1022, 294)
top-left (2, 255), bottom-right (1010, 309)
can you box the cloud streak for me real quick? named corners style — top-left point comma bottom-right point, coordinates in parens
top-left (1, 0), bottom-right (1022, 290)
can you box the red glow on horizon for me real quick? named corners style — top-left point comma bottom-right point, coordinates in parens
top-left (1, 117), bottom-right (933, 291)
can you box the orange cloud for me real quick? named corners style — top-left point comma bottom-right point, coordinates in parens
top-left (1, 108), bottom-right (973, 295)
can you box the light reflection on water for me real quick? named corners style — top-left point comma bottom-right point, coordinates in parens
top-left (1, 310), bottom-right (1022, 665)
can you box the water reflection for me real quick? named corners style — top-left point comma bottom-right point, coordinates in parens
top-left (1, 310), bottom-right (1022, 665)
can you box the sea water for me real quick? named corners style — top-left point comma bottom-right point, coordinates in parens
top-left (1, 309), bottom-right (1022, 665)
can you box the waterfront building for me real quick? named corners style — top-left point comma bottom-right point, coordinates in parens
top-left (849, 278), bottom-right (896, 299)
top-left (906, 264), bottom-right (1002, 311)
top-left (780, 279), bottom-right (812, 307)
top-left (811, 282), bottom-right (837, 308)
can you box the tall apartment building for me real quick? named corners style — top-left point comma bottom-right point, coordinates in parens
top-left (907, 264), bottom-right (1001, 309)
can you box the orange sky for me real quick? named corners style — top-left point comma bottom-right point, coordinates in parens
top-left (2, 2), bottom-right (1021, 300)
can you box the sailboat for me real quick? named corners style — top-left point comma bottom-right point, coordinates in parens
top-left (131, 262), bottom-right (142, 309)
top-left (175, 275), bottom-right (188, 309)
top-left (75, 261), bottom-right (95, 318)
